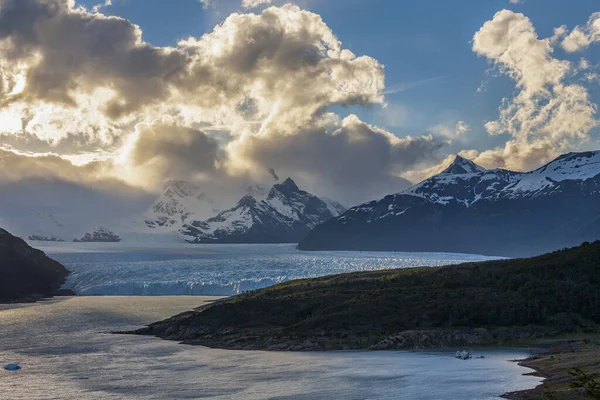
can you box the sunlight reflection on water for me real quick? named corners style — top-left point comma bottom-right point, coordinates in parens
top-left (0, 297), bottom-right (540, 400)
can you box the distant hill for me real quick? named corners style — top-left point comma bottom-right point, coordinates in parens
top-left (299, 151), bottom-right (600, 257)
top-left (132, 240), bottom-right (600, 351)
top-left (0, 228), bottom-right (70, 302)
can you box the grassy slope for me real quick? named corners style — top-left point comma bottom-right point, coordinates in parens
top-left (138, 241), bottom-right (600, 351)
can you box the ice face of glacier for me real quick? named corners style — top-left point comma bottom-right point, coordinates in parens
top-left (48, 243), bottom-right (500, 296)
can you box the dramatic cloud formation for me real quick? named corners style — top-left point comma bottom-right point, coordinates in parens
top-left (3, 0), bottom-right (597, 214)
top-left (232, 114), bottom-right (448, 204)
top-left (128, 123), bottom-right (221, 183)
top-left (470, 10), bottom-right (597, 170)
top-left (560, 12), bottom-right (600, 52)
top-left (0, 0), bottom-right (451, 205)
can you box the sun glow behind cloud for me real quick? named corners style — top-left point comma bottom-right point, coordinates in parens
top-left (0, 0), bottom-right (598, 205)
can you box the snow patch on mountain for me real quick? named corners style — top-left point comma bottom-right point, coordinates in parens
top-left (144, 180), bottom-right (219, 230)
top-left (505, 151), bottom-right (600, 195)
top-left (400, 152), bottom-right (600, 207)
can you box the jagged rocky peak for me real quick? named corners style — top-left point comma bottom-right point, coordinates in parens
top-left (270, 177), bottom-right (300, 196)
top-left (179, 177), bottom-right (346, 244)
top-left (237, 194), bottom-right (259, 207)
top-left (442, 155), bottom-right (487, 175)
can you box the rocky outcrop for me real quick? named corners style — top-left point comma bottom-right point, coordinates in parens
top-left (74, 227), bottom-right (121, 243)
top-left (0, 228), bottom-right (71, 302)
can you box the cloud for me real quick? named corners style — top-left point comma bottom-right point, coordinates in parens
top-left (560, 13), bottom-right (600, 53)
top-left (1, 1), bottom-right (430, 204)
top-left (201, 0), bottom-right (275, 10)
top-left (232, 114), bottom-right (448, 204)
top-left (92, 0), bottom-right (112, 13)
top-left (377, 103), bottom-right (411, 129)
top-left (128, 123), bottom-right (221, 184)
top-left (473, 10), bottom-right (569, 96)
top-left (471, 10), bottom-right (597, 170)
top-left (0, 0), bottom-right (188, 119)
top-left (0, 145), bottom-right (123, 184)
top-left (428, 121), bottom-right (470, 141)
top-left (0, 1), bottom-right (384, 134)
top-left (383, 76), bottom-right (446, 96)
top-left (0, 147), bottom-right (154, 238)
top-left (241, 0), bottom-right (273, 9)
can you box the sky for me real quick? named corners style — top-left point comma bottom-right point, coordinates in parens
top-left (0, 0), bottom-right (600, 207)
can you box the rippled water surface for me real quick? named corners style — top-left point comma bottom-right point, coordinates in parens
top-left (33, 242), bottom-right (503, 295)
top-left (0, 297), bottom-right (540, 400)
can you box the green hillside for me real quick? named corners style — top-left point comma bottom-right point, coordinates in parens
top-left (136, 241), bottom-right (600, 350)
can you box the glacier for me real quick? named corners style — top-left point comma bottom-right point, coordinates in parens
top-left (35, 242), bottom-right (502, 296)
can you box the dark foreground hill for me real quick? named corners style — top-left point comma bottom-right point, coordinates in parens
top-left (131, 241), bottom-right (600, 351)
top-left (0, 228), bottom-right (71, 302)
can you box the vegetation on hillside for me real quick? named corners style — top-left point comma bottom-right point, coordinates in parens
top-left (137, 241), bottom-right (600, 350)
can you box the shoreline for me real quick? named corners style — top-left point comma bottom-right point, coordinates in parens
top-left (4, 293), bottom-right (595, 398)
top-left (502, 336), bottom-right (600, 399)
top-left (0, 290), bottom-right (75, 305)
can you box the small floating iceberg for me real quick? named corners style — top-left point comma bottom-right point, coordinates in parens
top-left (455, 350), bottom-right (471, 360)
top-left (4, 364), bottom-right (21, 371)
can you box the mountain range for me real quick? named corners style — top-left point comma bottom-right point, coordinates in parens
top-left (181, 178), bottom-right (345, 243)
top-left (6, 177), bottom-right (344, 244)
top-left (298, 151), bottom-right (600, 257)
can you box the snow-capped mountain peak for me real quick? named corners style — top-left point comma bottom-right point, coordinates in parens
top-left (145, 180), bottom-right (218, 230)
top-left (441, 155), bottom-right (487, 175)
top-left (299, 149), bottom-right (600, 257)
top-left (401, 151), bottom-right (600, 207)
top-left (180, 177), bottom-right (346, 244)
top-left (271, 177), bottom-right (300, 195)
top-left (505, 151), bottom-right (600, 195)
top-left (402, 156), bottom-right (508, 207)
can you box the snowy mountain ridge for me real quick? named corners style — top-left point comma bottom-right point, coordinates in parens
top-left (299, 150), bottom-right (600, 257)
top-left (181, 178), bottom-right (346, 244)
top-left (144, 180), bottom-right (220, 230)
top-left (396, 151), bottom-right (600, 209)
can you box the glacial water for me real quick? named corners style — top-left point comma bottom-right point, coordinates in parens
top-left (0, 297), bottom-right (541, 400)
top-left (33, 242), bottom-right (503, 296)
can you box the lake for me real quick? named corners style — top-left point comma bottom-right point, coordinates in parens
top-left (0, 296), bottom-right (541, 400)
top-left (32, 242), bottom-right (503, 296)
